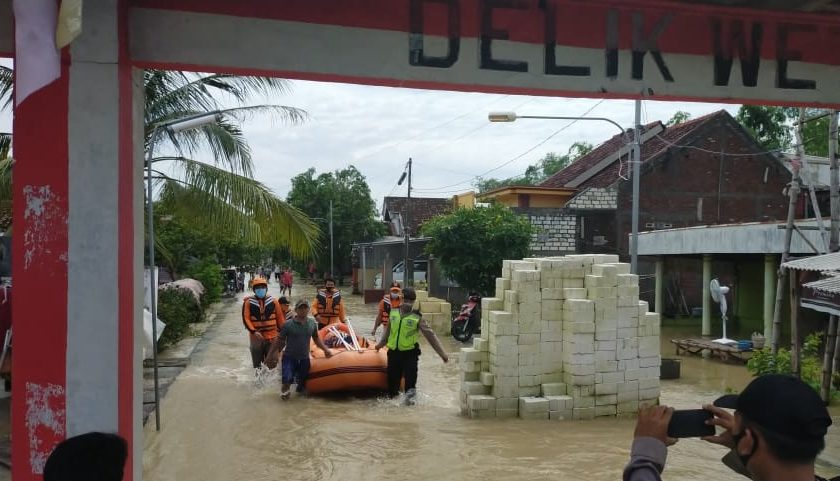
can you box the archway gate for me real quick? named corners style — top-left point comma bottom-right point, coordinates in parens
top-left (2, 1), bottom-right (840, 479)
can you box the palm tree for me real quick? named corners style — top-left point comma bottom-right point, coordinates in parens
top-left (144, 71), bottom-right (319, 258)
top-left (0, 68), bottom-right (320, 257)
top-left (0, 64), bottom-right (11, 159)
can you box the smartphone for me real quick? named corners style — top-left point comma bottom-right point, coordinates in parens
top-left (667, 409), bottom-right (715, 438)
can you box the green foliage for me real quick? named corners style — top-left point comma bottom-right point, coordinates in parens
top-left (736, 105), bottom-right (792, 152)
top-left (667, 111), bottom-right (691, 126)
top-left (287, 166), bottom-right (387, 275)
top-left (157, 286), bottom-right (203, 349)
top-left (422, 203), bottom-right (534, 295)
top-left (747, 332), bottom-right (830, 396)
top-left (476, 143), bottom-right (593, 193)
top-left (186, 260), bottom-right (224, 306)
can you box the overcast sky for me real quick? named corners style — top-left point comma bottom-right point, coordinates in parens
top-left (0, 58), bottom-right (741, 216)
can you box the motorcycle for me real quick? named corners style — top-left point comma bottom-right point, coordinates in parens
top-left (451, 293), bottom-right (481, 342)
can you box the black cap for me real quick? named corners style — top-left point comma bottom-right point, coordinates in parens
top-left (714, 374), bottom-right (832, 442)
top-left (279, 296), bottom-right (290, 305)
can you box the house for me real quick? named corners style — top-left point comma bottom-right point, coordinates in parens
top-left (381, 196), bottom-right (452, 237)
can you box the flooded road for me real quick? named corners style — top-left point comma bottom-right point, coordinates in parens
top-left (143, 285), bottom-right (837, 481)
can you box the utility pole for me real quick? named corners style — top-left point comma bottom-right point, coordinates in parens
top-left (824, 111), bottom-right (840, 401)
top-left (404, 158), bottom-right (413, 286)
top-left (631, 99), bottom-right (641, 274)
top-left (329, 199), bottom-right (334, 277)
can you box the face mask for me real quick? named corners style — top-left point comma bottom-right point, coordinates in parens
top-left (254, 288), bottom-right (267, 298)
top-left (391, 293), bottom-right (399, 299)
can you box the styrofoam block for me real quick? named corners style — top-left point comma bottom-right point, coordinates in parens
top-left (564, 278), bottom-right (584, 288)
top-left (562, 268), bottom-right (587, 279)
top-left (473, 337), bottom-right (489, 352)
top-left (494, 322), bottom-right (520, 336)
top-left (415, 290), bottom-right (430, 302)
top-left (638, 301), bottom-right (649, 315)
top-left (541, 288), bottom-right (564, 300)
top-left (489, 311), bottom-right (513, 324)
top-left (585, 275), bottom-right (605, 288)
top-left (563, 340), bottom-right (595, 355)
top-left (618, 296), bottom-right (639, 307)
top-left (481, 298), bottom-right (504, 313)
top-left (619, 380), bottom-right (639, 393)
top-left (462, 381), bottom-right (488, 395)
top-left (519, 343), bottom-right (540, 355)
top-left (510, 260), bottom-right (537, 271)
top-left (596, 340), bottom-right (617, 351)
top-left (546, 395), bottom-right (574, 411)
top-left (570, 385), bottom-right (595, 396)
top-left (467, 394), bottom-right (495, 412)
top-left (617, 327), bottom-right (638, 339)
top-left (460, 371), bottom-right (480, 382)
top-left (587, 287), bottom-right (617, 300)
top-left (595, 348), bottom-right (616, 361)
top-left (644, 311), bottom-right (661, 324)
top-left (601, 371), bottom-right (625, 384)
top-left (520, 373), bottom-right (541, 386)
top-left (596, 394), bottom-right (617, 406)
top-left (541, 300), bottom-right (563, 319)
top-left (564, 373), bottom-right (595, 386)
top-left (639, 378), bottom-right (660, 390)
top-left (519, 396), bottom-right (550, 413)
top-left (639, 356), bottom-right (661, 368)
top-left (496, 277), bottom-right (511, 291)
top-left (461, 347), bottom-right (487, 363)
top-left (421, 301), bottom-right (441, 314)
top-left (591, 254), bottom-right (620, 264)
top-left (639, 337), bottom-right (659, 358)
top-left (595, 383), bottom-right (618, 395)
top-left (595, 405), bottom-right (617, 417)
top-left (618, 285), bottom-right (640, 298)
top-left (641, 367), bottom-right (661, 380)
top-left (625, 369), bottom-right (642, 381)
top-left (617, 390), bottom-right (640, 403)
top-left (520, 364), bottom-right (542, 377)
top-left (518, 333), bottom-right (541, 345)
top-left (480, 372), bottom-right (495, 386)
top-left (481, 360), bottom-right (490, 372)
top-left (542, 383), bottom-right (568, 396)
top-left (596, 359), bottom-right (618, 373)
top-left (513, 270), bottom-right (541, 283)
top-left (639, 387), bottom-right (661, 400)
top-left (595, 329), bottom-right (617, 341)
top-left (496, 409), bottom-right (518, 418)
top-left (541, 372), bottom-right (564, 383)
top-left (493, 383), bottom-right (519, 398)
top-left (520, 321), bottom-right (542, 334)
top-left (618, 400), bottom-right (640, 413)
top-left (550, 410), bottom-right (573, 421)
top-left (618, 317), bottom-right (639, 329)
top-left (461, 361), bottom-right (481, 373)
top-left (617, 274), bottom-right (639, 286)
top-left (541, 330), bottom-right (564, 342)
top-left (492, 364), bottom-right (519, 377)
top-left (619, 359), bottom-right (640, 371)
top-left (573, 407), bottom-right (596, 420)
top-left (495, 397), bottom-right (518, 410)
top-left (562, 288), bottom-right (587, 300)
top-left (617, 339), bottom-right (639, 360)
top-left (518, 386), bottom-right (542, 397)
top-left (567, 363), bottom-right (595, 376)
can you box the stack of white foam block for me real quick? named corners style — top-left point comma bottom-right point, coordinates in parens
top-left (415, 290), bottom-right (452, 336)
top-left (460, 255), bottom-right (660, 420)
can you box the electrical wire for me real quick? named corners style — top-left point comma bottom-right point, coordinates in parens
top-left (413, 99), bottom-right (607, 193)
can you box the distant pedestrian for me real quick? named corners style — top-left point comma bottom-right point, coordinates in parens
top-left (44, 432), bottom-right (128, 481)
top-left (276, 299), bottom-right (333, 399)
top-left (375, 287), bottom-right (448, 404)
top-left (281, 267), bottom-right (293, 297)
top-left (308, 262), bottom-right (316, 284)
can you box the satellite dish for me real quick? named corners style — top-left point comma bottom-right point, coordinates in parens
top-left (710, 278), bottom-right (736, 345)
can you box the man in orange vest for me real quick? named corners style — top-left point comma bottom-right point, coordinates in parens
top-left (241, 276), bottom-right (285, 369)
top-left (311, 277), bottom-right (346, 329)
top-left (279, 296), bottom-right (293, 322)
top-left (373, 284), bottom-right (402, 336)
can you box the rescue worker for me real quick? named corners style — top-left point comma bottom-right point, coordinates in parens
top-left (312, 277), bottom-right (346, 329)
top-left (279, 296), bottom-right (293, 322)
top-left (372, 284), bottom-right (402, 336)
top-left (241, 276), bottom-right (285, 369)
top-left (375, 287), bottom-right (449, 404)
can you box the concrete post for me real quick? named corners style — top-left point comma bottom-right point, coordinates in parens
top-left (702, 255), bottom-right (712, 336)
top-left (655, 257), bottom-right (664, 314)
top-left (12, 3), bottom-right (142, 480)
top-left (764, 254), bottom-right (776, 339)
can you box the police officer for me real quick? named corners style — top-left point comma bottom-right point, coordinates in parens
top-left (375, 287), bottom-right (448, 404)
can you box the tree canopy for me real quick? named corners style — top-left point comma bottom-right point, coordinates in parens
top-left (422, 203), bottom-right (534, 295)
top-left (735, 105), bottom-right (836, 157)
top-left (287, 166), bottom-right (386, 275)
top-left (476, 143), bottom-right (593, 193)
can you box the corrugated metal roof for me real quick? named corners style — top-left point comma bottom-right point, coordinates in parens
top-left (803, 276), bottom-right (840, 295)
top-left (782, 252), bottom-right (840, 272)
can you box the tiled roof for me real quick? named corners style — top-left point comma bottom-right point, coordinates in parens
top-left (540, 111), bottom-right (727, 189)
top-left (382, 196), bottom-right (451, 235)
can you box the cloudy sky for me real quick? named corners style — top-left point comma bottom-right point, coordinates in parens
top-left (0, 58), bottom-right (741, 215)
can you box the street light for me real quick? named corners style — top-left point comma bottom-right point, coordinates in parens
top-left (488, 108), bottom-right (642, 274)
top-left (145, 110), bottom-right (220, 431)
top-left (397, 159), bottom-right (412, 286)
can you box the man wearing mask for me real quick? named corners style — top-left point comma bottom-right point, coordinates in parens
top-left (624, 374), bottom-right (834, 481)
top-left (241, 276), bottom-right (285, 369)
top-left (375, 287), bottom-right (449, 404)
top-left (373, 284), bottom-right (402, 337)
top-left (312, 277), bottom-right (346, 329)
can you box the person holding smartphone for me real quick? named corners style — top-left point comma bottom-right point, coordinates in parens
top-left (624, 374), bottom-right (833, 481)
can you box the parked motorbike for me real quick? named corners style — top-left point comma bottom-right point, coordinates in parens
top-left (451, 293), bottom-right (481, 342)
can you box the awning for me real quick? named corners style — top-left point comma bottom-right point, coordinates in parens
top-left (782, 252), bottom-right (840, 273)
top-left (801, 276), bottom-right (840, 317)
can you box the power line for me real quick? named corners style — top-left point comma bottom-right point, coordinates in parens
top-left (413, 99), bottom-right (606, 193)
top-left (353, 94), bottom-right (511, 162)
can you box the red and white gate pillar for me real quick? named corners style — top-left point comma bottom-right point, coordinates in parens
top-left (12, 1), bottom-right (142, 480)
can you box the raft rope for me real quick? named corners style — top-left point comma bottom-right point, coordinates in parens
top-left (345, 318), bottom-right (363, 351)
top-left (327, 325), bottom-right (356, 351)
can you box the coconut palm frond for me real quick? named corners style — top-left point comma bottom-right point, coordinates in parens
top-left (0, 66), bottom-right (12, 111)
top-left (160, 157), bottom-right (321, 257)
top-left (0, 156), bottom-right (13, 203)
top-left (0, 133), bottom-right (11, 161)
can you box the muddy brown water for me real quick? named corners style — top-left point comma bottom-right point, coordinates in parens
top-left (143, 285), bottom-right (839, 481)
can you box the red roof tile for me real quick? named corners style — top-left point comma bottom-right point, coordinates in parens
top-left (540, 111), bottom-right (726, 189)
top-left (382, 196), bottom-right (451, 235)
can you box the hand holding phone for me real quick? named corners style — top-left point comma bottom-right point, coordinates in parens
top-left (667, 409), bottom-right (716, 438)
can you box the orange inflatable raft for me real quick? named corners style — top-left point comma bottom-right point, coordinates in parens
top-left (305, 323), bottom-right (388, 394)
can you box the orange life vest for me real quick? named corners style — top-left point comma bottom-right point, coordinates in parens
top-left (242, 296), bottom-right (284, 340)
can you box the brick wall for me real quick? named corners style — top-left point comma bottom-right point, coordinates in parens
top-left (512, 207), bottom-right (577, 254)
top-left (566, 187), bottom-right (618, 210)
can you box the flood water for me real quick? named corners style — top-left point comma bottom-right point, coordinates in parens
top-left (143, 285), bottom-right (839, 481)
